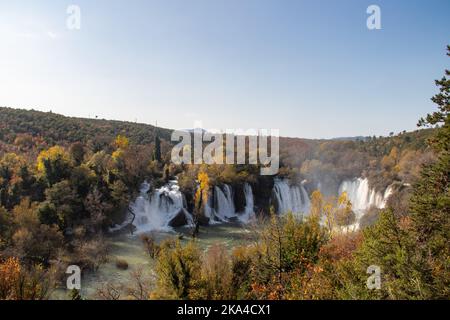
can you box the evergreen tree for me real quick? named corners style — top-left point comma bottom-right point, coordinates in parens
top-left (410, 45), bottom-right (450, 298)
top-left (337, 46), bottom-right (450, 300)
top-left (153, 128), bottom-right (162, 162)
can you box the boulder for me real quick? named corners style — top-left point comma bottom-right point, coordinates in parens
top-left (168, 209), bottom-right (189, 228)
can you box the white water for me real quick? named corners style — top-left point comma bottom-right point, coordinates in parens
top-left (238, 183), bottom-right (256, 223)
top-left (131, 180), bottom-right (191, 233)
top-left (204, 183), bottom-right (255, 224)
top-left (273, 179), bottom-right (310, 216)
top-left (380, 184), bottom-right (394, 209)
top-left (338, 178), bottom-right (394, 214)
top-left (205, 184), bottom-right (237, 223)
top-left (215, 184), bottom-right (236, 221)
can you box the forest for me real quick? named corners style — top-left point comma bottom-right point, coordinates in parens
top-left (0, 48), bottom-right (448, 300)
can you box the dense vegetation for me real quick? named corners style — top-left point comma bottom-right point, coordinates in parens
top-left (0, 47), bottom-right (448, 300)
top-left (125, 47), bottom-right (449, 300)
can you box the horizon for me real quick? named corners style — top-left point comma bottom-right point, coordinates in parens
top-left (0, 105), bottom-right (430, 140)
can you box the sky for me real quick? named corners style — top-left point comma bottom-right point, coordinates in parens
top-left (0, 0), bottom-right (449, 139)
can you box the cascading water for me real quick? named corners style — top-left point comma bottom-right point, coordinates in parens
top-left (131, 180), bottom-right (190, 233)
top-left (238, 183), bottom-right (256, 223)
top-left (338, 178), bottom-right (393, 213)
top-left (380, 184), bottom-right (394, 209)
top-left (215, 184), bottom-right (236, 221)
top-left (273, 179), bottom-right (310, 216)
top-left (205, 184), bottom-right (237, 223)
top-left (204, 183), bottom-right (255, 224)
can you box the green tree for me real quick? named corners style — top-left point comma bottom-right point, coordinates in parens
top-left (153, 130), bottom-right (162, 162)
top-left (153, 240), bottom-right (202, 299)
top-left (339, 210), bottom-right (421, 299)
top-left (410, 45), bottom-right (450, 298)
top-left (69, 142), bottom-right (86, 166)
top-left (38, 180), bottom-right (82, 229)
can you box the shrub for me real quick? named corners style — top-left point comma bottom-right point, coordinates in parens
top-left (153, 239), bottom-right (201, 299)
top-left (115, 259), bottom-right (129, 270)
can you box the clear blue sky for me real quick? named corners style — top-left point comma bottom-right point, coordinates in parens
top-left (0, 0), bottom-right (449, 138)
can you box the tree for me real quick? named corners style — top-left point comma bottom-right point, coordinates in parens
top-left (418, 45), bottom-right (450, 152)
top-left (0, 153), bottom-right (27, 209)
top-left (84, 187), bottom-right (112, 233)
top-left (153, 130), bottom-right (162, 162)
top-left (69, 142), bottom-right (85, 166)
top-left (153, 240), bottom-right (202, 299)
top-left (36, 146), bottom-right (72, 186)
top-left (309, 190), bottom-right (324, 219)
top-left (198, 244), bottom-right (232, 299)
top-left (39, 180), bottom-right (82, 229)
top-left (0, 206), bottom-right (13, 250)
top-left (250, 212), bottom-right (327, 299)
top-left (409, 45), bottom-right (450, 298)
top-left (0, 257), bottom-right (55, 300)
top-left (114, 135), bottom-right (129, 150)
top-left (12, 199), bottom-right (64, 264)
top-left (339, 210), bottom-right (423, 299)
top-left (192, 171), bottom-right (210, 237)
top-left (340, 46), bottom-right (450, 300)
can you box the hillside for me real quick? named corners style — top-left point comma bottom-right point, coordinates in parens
top-left (0, 106), bottom-right (173, 146)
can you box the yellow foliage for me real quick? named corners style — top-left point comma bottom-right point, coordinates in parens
top-left (1, 153), bottom-right (25, 170)
top-left (310, 190), bottom-right (324, 218)
top-left (195, 171), bottom-right (210, 210)
top-left (309, 190), bottom-right (354, 234)
top-left (36, 146), bottom-right (70, 174)
top-left (114, 135), bottom-right (129, 150)
top-left (112, 149), bottom-right (125, 161)
top-left (0, 257), bottom-right (21, 299)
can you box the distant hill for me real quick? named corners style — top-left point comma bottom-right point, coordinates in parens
top-left (331, 136), bottom-right (369, 141)
top-left (0, 107), bottom-right (173, 146)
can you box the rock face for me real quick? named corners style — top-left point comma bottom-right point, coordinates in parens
top-left (168, 209), bottom-right (189, 228)
top-left (253, 176), bottom-right (275, 214)
top-left (233, 184), bottom-right (246, 213)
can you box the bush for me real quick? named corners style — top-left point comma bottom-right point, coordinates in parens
top-left (198, 244), bottom-right (232, 300)
top-left (153, 239), bottom-right (201, 299)
top-left (115, 259), bottom-right (129, 270)
top-left (141, 234), bottom-right (159, 259)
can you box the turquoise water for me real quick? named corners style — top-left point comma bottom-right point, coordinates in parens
top-left (53, 223), bottom-right (254, 300)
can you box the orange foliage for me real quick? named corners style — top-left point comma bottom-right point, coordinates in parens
top-left (0, 257), bottom-right (21, 300)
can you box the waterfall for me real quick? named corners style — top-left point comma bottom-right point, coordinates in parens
top-left (131, 180), bottom-right (190, 233)
top-left (339, 178), bottom-right (394, 213)
top-left (204, 183), bottom-right (255, 224)
top-left (380, 184), bottom-right (394, 209)
top-left (214, 184), bottom-right (236, 221)
top-left (238, 183), bottom-right (256, 223)
top-left (273, 179), bottom-right (310, 216)
top-left (205, 184), bottom-right (237, 223)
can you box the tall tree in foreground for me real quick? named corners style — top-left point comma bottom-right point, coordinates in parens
top-left (411, 45), bottom-right (450, 298)
top-left (340, 46), bottom-right (450, 299)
